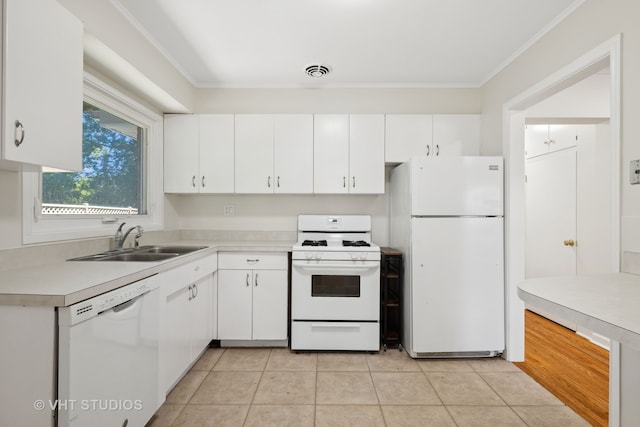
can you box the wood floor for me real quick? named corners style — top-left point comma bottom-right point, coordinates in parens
top-left (514, 310), bottom-right (609, 427)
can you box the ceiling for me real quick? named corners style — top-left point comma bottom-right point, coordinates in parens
top-left (113, 0), bottom-right (582, 89)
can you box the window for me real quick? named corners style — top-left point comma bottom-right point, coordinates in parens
top-left (42, 102), bottom-right (147, 216)
top-left (22, 73), bottom-right (164, 244)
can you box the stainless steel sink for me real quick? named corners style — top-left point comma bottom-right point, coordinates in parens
top-left (68, 245), bottom-right (208, 262)
top-left (136, 245), bottom-right (208, 254)
top-left (96, 252), bottom-right (180, 262)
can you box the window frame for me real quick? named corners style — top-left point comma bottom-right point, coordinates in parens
top-left (22, 72), bottom-right (164, 244)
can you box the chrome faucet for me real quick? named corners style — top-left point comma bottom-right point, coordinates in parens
top-left (114, 223), bottom-right (144, 249)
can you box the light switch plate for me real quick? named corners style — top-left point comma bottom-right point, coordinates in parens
top-left (631, 160), bottom-right (640, 185)
top-left (223, 206), bottom-right (235, 216)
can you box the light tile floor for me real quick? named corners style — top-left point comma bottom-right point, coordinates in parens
top-left (147, 347), bottom-right (590, 427)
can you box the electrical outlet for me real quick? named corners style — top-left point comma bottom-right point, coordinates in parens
top-left (631, 160), bottom-right (640, 185)
top-left (223, 206), bottom-right (235, 216)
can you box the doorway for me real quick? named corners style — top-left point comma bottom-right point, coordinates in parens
top-left (524, 119), bottom-right (612, 344)
top-left (503, 35), bottom-right (621, 362)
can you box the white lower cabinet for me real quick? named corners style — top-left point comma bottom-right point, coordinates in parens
top-left (218, 252), bottom-right (288, 342)
top-left (159, 255), bottom-right (217, 393)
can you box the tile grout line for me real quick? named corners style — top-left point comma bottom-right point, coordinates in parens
top-left (169, 347), bottom-right (227, 427)
top-left (366, 357), bottom-right (388, 427)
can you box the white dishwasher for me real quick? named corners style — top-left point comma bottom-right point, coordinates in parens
top-left (58, 275), bottom-right (161, 427)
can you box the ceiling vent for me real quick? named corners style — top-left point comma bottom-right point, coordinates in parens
top-left (305, 64), bottom-right (331, 78)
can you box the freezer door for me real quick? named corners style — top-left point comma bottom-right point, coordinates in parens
top-left (410, 156), bottom-right (503, 216)
top-left (410, 217), bottom-right (504, 354)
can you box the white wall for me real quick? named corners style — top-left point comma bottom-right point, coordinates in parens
top-left (167, 193), bottom-right (390, 245)
top-left (525, 72), bottom-right (610, 119)
top-left (196, 88), bottom-right (481, 114)
top-left (0, 171), bottom-right (21, 248)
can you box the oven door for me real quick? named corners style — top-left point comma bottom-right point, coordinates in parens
top-left (291, 259), bottom-right (380, 321)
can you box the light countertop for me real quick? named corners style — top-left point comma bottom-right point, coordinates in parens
top-left (0, 240), bottom-right (294, 307)
top-left (518, 273), bottom-right (640, 350)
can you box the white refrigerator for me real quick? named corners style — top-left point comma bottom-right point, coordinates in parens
top-left (390, 156), bottom-right (504, 358)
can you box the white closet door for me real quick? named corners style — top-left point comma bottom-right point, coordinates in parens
top-left (525, 148), bottom-right (577, 278)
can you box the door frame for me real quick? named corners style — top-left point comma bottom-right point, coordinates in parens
top-left (502, 34), bottom-right (621, 362)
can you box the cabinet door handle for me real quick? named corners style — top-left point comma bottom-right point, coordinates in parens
top-left (564, 239), bottom-right (576, 247)
top-left (352, 176), bottom-right (356, 188)
top-left (436, 144), bottom-right (440, 156)
top-left (255, 273), bottom-right (259, 287)
top-left (246, 273), bottom-right (250, 287)
top-left (192, 284), bottom-right (198, 299)
top-left (277, 176), bottom-right (280, 188)
top-left (192, 176), bottom-right (196, 187)
top-left (201, 176), bottom-right (206, 188)
top-left (343, 176), bottom-right (346, 188)
top-left (267, 176), bottom-right (271, 188)
top-left (188, 284), bottom-right (193, 301)
top-left (426, 144), bottom-right (430, 156)
top-left (14, 120), bottom-right (25, 147)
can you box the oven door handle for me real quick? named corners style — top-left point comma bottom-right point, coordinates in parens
top-left (292, 261), bottom-right (379, 270)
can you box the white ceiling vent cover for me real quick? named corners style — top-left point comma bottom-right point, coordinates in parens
top-left (305, 64), bottom-right (331, 78)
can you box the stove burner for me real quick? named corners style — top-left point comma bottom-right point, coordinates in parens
top-left (342, 240), bottom-right (371, 247)
top-left (302, 239), bottom-right (328, 247)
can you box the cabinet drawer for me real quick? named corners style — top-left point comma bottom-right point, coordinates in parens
top-left (218, 252), bottom-right (287, 270)
top-left (160, 255), bottom-right (217, 296)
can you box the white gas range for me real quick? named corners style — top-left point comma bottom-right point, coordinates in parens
top-left (290, 215), bottom-right (381, 351)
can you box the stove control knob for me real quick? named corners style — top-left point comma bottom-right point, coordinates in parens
top-left (358, 254), bottom-right (368, 261)
top-left (305, 252), bottom-right (313, 260)
top-left (350, 253), bottom-right (358, 260)
top-left (314, 253), bottom-right (322, 261)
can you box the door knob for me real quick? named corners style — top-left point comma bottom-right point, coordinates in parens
top-left (563, 240), bottom-right (576, 247)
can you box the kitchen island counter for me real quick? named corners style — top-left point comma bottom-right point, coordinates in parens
top-left (0, 240), bottom-right (294, 307)
top-left (518, 273), bottom-right (640, 349)
top-left (518, 273), bottom-right (640, 427)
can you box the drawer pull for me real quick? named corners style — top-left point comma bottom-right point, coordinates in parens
top-left (311, 323), bottom-right (361, 329)
top-left (246, 259), bottom-right (259, 264)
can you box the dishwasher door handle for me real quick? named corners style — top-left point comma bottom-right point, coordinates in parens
top-left (107, 292), bottom-right (147, 314)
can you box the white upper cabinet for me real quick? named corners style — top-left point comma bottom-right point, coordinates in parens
top-left (235, 114), bottom-right (274, 193)
top-left (433, 114), bottom-right (480, 157)
top-left (525, 124), bottom-right (577, 159)
top-left (385, 114), bottom-right (481, 164)
top-left (1, 0), bottom-right (83, 171)
top-left (385, 115), bottom-right (433, 164)
top-left (235, 114), bottom-right (313, 193)
top-left (314, 114), bottom-right (384, 194)
top-left (164, 114), bottom-right (234, 193)
top-left (199, 114), bottom-right (235, 193)
top-left (274, 114), bottom-right (314, 193)
top-left (314, 115), bottom-right (350, 193)
top-left (349, 114), bottom-right (385, 194)
top-left (164, 114), bottom-right (199, 193)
